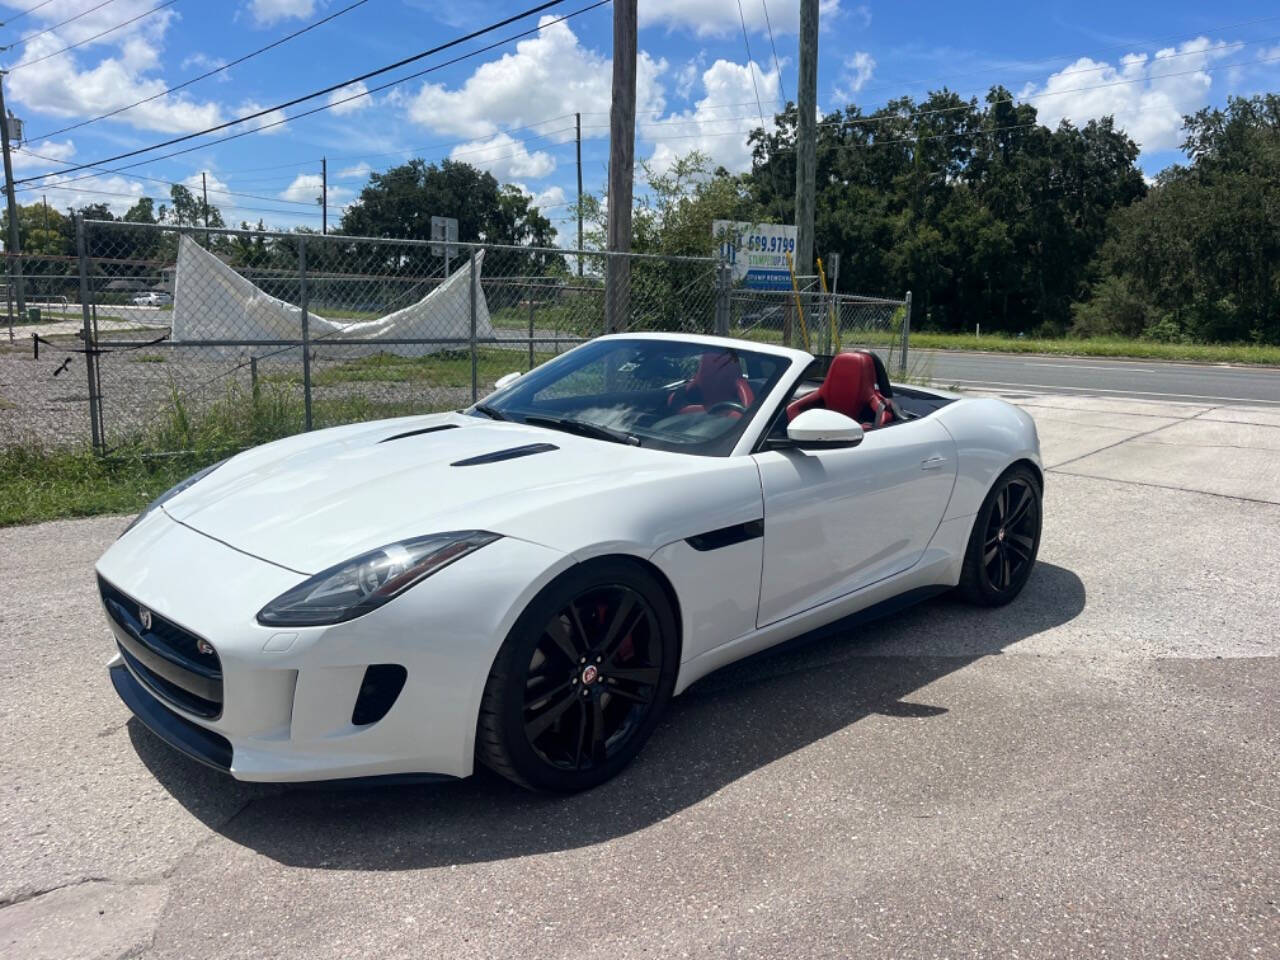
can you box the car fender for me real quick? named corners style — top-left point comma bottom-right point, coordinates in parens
top-left (933, 397), bottom-right (1042, 520)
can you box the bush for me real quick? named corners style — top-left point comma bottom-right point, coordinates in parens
top-left (1070, 276), bottom-right (1158, 339)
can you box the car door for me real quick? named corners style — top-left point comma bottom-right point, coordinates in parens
top-left (752, 417), bottom-right (957, 627)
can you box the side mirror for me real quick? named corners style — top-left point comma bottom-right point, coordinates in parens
top-left (783, 408), bottom-right (864, 449)
top-left (493, 371), bottom-right (522, 390)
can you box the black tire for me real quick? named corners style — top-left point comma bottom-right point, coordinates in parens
top-left (958, 464), bottom-right (1042, 606)
top-left (476, 559), bottom-right (679, 792)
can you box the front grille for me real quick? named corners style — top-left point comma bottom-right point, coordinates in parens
top-left (99, 576), bottom-right (223, 718)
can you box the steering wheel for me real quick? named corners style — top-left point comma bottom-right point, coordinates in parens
top-left (707, 400), bottom-right (747, 416)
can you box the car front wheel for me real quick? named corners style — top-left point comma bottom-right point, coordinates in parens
top-left (476, 560), bottom-right (678, 792)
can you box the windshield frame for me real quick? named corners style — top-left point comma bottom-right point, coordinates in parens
top-left (470, 335), bottom-right (803, 458)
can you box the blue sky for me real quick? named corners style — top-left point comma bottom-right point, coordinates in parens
top-left (2, 0), bottom-right (1277, 239)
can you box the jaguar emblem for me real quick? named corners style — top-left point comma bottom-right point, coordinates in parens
top-left (138, 607), bottom-right (152, 631)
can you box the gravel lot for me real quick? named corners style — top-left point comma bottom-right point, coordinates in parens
top-left (1, 392), bottom-right (1277, 959)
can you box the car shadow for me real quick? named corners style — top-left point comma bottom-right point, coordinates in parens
top-left (130, 562), bottom-right (1085, 869)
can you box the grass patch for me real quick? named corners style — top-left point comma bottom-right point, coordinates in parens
top-left (0, 444), bottom-right (206, 527)
top-left (906, 332), bottom-right (1280, 365)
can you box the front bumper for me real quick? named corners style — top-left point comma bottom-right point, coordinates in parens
top-left (98, 508), bottom-right (573, 782)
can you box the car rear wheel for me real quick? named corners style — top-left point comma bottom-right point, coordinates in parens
top-left (958, 464), bottom-right (1042, 606)
top-left (476, 560), bottom-right (678, 792)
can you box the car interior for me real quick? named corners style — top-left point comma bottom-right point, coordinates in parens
top-left (758, 348), bottom-right (958, 446)
top-left (495, 340), bottom-right (956, 455)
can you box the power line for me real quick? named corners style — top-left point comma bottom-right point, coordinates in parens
top-left (14, 0), bottom-right (578, 183)
top-left (15, 0), bottom-right (611, 194)
top-left (37, 180), bottom-right (332, 218)
top-left (9, 0), bottom-right (122, 44)
top-left (16, 146), bottom-right (334, 206)
top-left (0, 0), bottom-right (60, 26)
top-left (26, 0), bottom-right (372, 141)
top-left (7, 0), bottom-right (179, 72)
top-left (759, 0), bottom-right (787, 105)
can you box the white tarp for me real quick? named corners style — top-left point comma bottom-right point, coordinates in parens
top-left (169, 234), bottom-right (493, 355)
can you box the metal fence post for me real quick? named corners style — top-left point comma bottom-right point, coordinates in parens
top-left (298, 236), bottom-right (313, 431)
top-left (900, 290), bottom-right (912, 377)
top-left (714, 261), bottom-right (730, 336)
top-left (469, 248), bottom-right (478, 403)
top-left (527, 295), bottom-right (535, 370)
top-left (75, 215), bottom-right (102, 454)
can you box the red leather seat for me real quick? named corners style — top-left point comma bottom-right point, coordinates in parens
top-left (786, 351), bottom-right (893, 429)
top-left (673, 351), bottom-right (755, 416)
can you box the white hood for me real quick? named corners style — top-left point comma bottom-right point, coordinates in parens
top-left (163, 413), bottom-right (761, 574)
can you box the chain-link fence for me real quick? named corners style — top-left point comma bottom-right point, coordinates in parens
top-left (3, 219), bottom-right (908, 455)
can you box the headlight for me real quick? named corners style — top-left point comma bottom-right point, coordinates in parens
top-left (120, 458), bottom-right (227, 538)
top-left (256, 531), bottom-right (501, 627)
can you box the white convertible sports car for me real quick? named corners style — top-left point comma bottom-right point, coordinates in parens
top-left (97, 333), bottom-right (1042, 792)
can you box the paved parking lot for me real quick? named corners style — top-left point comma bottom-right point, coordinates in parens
top-left (1, 391), bottom-right (1277, 959)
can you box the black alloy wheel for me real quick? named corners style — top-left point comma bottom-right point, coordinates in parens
top-left (477, 561), bottom-right (678, 792)
top-left (959, 465), bottom-right (1042, 606)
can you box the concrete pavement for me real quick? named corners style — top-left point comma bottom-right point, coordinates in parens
top-left (1, 391), bottom-right (1278, 959)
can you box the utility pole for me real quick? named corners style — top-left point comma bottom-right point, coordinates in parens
top-left (201, 171), bottom-right (210, 243)
top-left (575, 112), bottom-right (583, 275)
top-left (321, 156), bottom-right (327, 235)
top-left (0, 72), bottom-right (25, 319)
top-left (793, 0), bottom-right (819, 298)
top-left (604, 0), bottom-right (636, 332)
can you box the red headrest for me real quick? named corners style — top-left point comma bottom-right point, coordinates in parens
top-left (690, 352), bottom-right (747, 406)
top-left (819, 351), bottom-right (877, 419)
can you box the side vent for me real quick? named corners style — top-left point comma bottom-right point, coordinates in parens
top-left (451, 443), bottom-right (558, 466)
top-left (351, 664), bottom-right (407, 726)
top-left (380, 424), bottom-right (459, 443)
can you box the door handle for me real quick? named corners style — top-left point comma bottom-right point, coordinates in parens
top-left (921, 456), bottom-right (948, 470)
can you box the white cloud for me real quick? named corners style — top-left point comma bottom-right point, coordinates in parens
top-left (181, 171), bottom-right (232, 198)
top-left (248, 0), bottom-right (315, 25)
top-left (338, 161), bottom-right (373, 180)
top-left (407, 17), bottom-right (667, 140)
top-left (26, 173), bottom-right (150, 218)
top-left (832, 51), bottom-right (875, 103)
top-left (520, 184), bottom-right (567, 211)
top-left (644, 59), bottom-right (781, 176)
top-left (276, 173), bottom-right (352, 209)
top-left (327, 81), bottom-right (371, 115)
top-left (237, 101), bottom-right (288, 135)
top-left (1019, 37), bottom-right (1234, 153)
top-left (10, 139), bottom-right (77, 173)
top-left (279, 173), bottom-right (323, 204)
top-left (450, 132), bottom-right (556, 180)
top-left (676, 61), bottom-right (701, 100)
top-left (7, 25), bottom-right (225, 135)
top-left (850, 4), bottom-right (871, 28)
top-left (181, 51), bottom-right (229, 77)
top-left (639, 0), bottom-right (840, 38)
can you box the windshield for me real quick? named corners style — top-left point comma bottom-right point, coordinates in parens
top-left (474, 338), bottom-right (792, 456)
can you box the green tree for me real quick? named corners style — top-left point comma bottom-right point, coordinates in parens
top-left (747, 88), bottom-right (1145, 334)
top-left (1076, 94), bottom-right (1280, 343)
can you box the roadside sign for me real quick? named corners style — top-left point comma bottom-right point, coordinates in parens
top-left (712, 220), bottom-right (797, 290)
top-left (430, 216), bottom-right (459, 259)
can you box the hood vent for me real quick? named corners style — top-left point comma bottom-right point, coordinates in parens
top-left (451, 443), bottom-right (558, 467)
top-left (380, 424), bottom-right (459, 443)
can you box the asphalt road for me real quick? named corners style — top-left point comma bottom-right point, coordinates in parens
top-left (2, 391), bottom-right (1278, 959)
top-left (920, 349), bottom-right (1280, 406)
